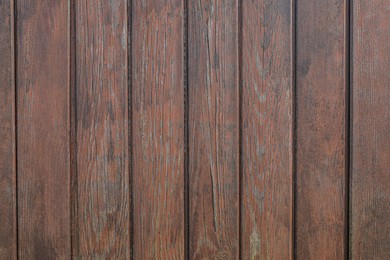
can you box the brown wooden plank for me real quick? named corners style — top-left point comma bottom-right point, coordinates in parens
top-left (132, 0), bottom-right (185, 258)
top-left (241, 0), bottom-right (293, 259)
top-left (296, 0), bottom-right (347, 258)
top-left (351, 1), bottom-right (390, 258)
top-left (17, 1), bottom-right (71, 258)
top-left (0, 0), bottom-right (16, 259)
top-left (74, 0), bottom-right (130, 258)
top-left (188, 1), bottom-right (239, 258)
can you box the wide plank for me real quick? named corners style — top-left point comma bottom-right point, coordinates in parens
top-left (0, 0), bottom-right (16, 258)
top-left (296, 0), bottom-right (347, 258)
top-left (74, 0), bottom-right (130, 258)
top-left (17, 1), bottom-right (71, 258)
top-left (188, 1), bottom-right (239, 258)
top-left (132, 0), bottom-right (185, 258)
top-left (241, 0), bottom-right (293, 259)
top-left (351, 0), bottom-right (390, 258)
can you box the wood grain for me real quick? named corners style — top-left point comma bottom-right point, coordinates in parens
top-left (296, 0), bottom-right (347, 258)
top-left (132, 1), bottom-right (185, 258)
top-left (351, 0), bottom-right (390, 258)
top-left (74, 0), bottom-right (130, 258)
top-left (0, 0), bottom-right (16, 259)
top-left (188, 1), bottom-right (239, 258)
top-left (17, 1), bottom-right (70, 258)
top-left (241, 0), bottom-right (293, 259)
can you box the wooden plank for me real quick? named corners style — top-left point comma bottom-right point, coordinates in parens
top-left (0, 0), bottom-right (16, 259)
top-left (241, 0), bottom-right (293, 259)
top-left (132, 1), bottom-right (185, 258)
top-left (17, 1), bottom-right (71, 258)
top-left (74, 0), bottom-right (130, 258)
top-left (351, 1), bottom-right (390, 258)
top-left (188, 1), bottom-right (239, 258)
top-left (296, 0), bottom-right (347, 258)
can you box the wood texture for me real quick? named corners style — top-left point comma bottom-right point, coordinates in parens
top-left (296, 0), bottom-right (347, 258)
top-left (17, 1), bottom-right (70, 258)
top-left (241, 0), bottom-right (293, 259)
top-left (74, 0), bottom-right (130, 258)
top-left (351, 0), bottom-right (390, 258)
top-left (188, 1), bottom-right (239, 258)
top-left (0, 0), bottom-right (16, 259)
top-left (132, 1), bottom-right (185, 258)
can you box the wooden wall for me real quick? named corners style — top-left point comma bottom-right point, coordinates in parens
top-left (0, 0), bottom-right (389, 259)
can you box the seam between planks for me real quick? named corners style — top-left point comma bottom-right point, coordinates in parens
top-left (292, 0), bottom-right (297, 258)
top-left (128, 0), bottom-right (134, 258)
top-left (183, 0), bottom-right (190, 259)
top-left (238, 0), bottom-right (243, 258)
top-left (13, 0), bottom-right (18, 258)
top-left (346, 0), bottom-right (352, 259)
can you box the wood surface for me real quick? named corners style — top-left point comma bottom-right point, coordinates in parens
top-left (188, 1), bottom-right (239, 258)
top-left (241, 0), bottom-right (293, 259)
top-left (0, 0), bottom-right (16, 259)
top-left (74, 0), bottom-right (130, 258)
top-left (351, 0), bottom-right (390, 258)
top-left (3, 1), bottom-right (390, 258)
top-left (131, 1), bottom-right (185, 258)
top-left (296, 0), bottom-right (347, 258)
top-left (16, 1), bottom-right (71, 258)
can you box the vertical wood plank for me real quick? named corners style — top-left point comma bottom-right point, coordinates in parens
top-left (241, 0), bottom-right (293, 259)
top-left (296, 0), bottom-right (347, 258)
top-left (132, 1), bottom-right (185, 258)
top-left (0, 0), bottom-right (16, 259)
top-left (75, 0), bottom-right (130, 258)
top-left (17, 1), bottom-right (71, 258)
top-left (352, 1), bottom-right (390, 258)
top-left (188, 1), bottom-right (239, 258)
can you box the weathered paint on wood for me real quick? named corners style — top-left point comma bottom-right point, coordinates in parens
top-left (132, 1), bottom-right (185, 258)
top-left (188, 1), bottom-right (239, 258)
top-left (74, 0), bottom-right (130, 258)
top-left (0, 0), bottom-right (16, 259)
top-left (3, 1), bottom-right (390, 258)
top-left (241, 0), bottom-right (293, 259)
top-left (17, 1), bottom-right (71, 258)
top-left (351, 0), bottom-right (390, 258)
top-left (296, 0), bottom-right (347, 258)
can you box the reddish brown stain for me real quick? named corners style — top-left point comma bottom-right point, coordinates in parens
top-left (1, 1), bottom-right (390, 259)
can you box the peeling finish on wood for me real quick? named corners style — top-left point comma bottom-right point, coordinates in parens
top-left (296, 0), bottom-right (347, 258)
top-left (352, 0), bottom-right (390, 258)
top-left (188, 1), bottom-right (239, 259)
top-left (17, 1), bottom-right (71, 258)
top-left (132, 0), bottom-right (185, 259)
top-left (75, 0), bottom-right (130, 258)
top-left (241, 0), bottom-right (293, 259)
top-left (0, 0), bottom-right (16, 259)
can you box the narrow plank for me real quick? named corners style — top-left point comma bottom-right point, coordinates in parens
top-left (188, 1), bottom-right (239, 258)
top-left (296, 0), bottom-right (347, 258)
top-left (17, 1), bottom-right (71, 258)
top-left (351, 0), bottom-right (390, 258)
top-left (132, 1), bottom-right (185, 258)
top-left (74, 0), bottom-right (130, 258)
top-left (0, 0), bottom-right (16, 259)
top-left (241, 0), bottom-right (293, 259)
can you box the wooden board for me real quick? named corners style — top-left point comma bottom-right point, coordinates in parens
top-left (0, 0), bottom-right (16, 259)
top-left (74, 0), bottom-right (130, 258)
top-left (17, 1), bottom-right (71, 258)
top-left (296, 0), bottom-right (347, 258)
top-left (188, 1), bottom-right (239, 258)
top-left (351, 0), bottom-right (390, 258)
top-left (132, 1), bottom-right (185, 258)
top-left (241, 0), bottom-right (293, 259)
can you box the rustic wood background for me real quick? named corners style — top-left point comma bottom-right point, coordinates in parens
top-left (0, 0), bottom-right (389, 259)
